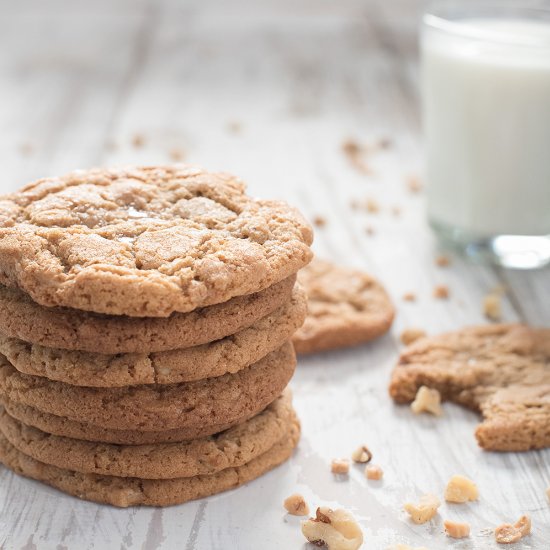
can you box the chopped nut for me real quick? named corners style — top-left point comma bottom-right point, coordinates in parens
top-left (366, 198), bottom-right (379, 213)
top-left (404, 493), bottom-right (440, 524)
top-left (483, 293), bottom-right (502, 321)
top-left (444, 519), bottom-right (470, 538)
top-left (365, 464), bottom-right (383, 480)
top-left (331, 459), bottom-right (350, 475)
top-left (402, 292), bottom-right (416, 302)
top-left (435, 255), bottom-right (450, 267)
top-left (494, 515), bottom-right (531, 544)
top-left (444, 475), bottom-right (479, 503)
top-left (342, 139), bottom-right (372, 174)
top-left (313, 215), bottom-right (327, 228)
top-left (131, 133), bottom-right (145, 147)
top-left (406, 176), bottom-right (422, 193)
top-left (302, 507), bottom-right (363, 550)
top-left (169, 148), bottom-right (185, 162)
top-left (351, 445), bottom-right (372, 464)
top-left (283, 493), bottom-right (309, 516)
top-left (400, 328), bottom-right (426, 346)
top-left (433, 285), bottom-right (449, 299)
top-left (411, 386), bottom-right (443, 416)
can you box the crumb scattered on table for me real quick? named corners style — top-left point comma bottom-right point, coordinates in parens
top-left (435, 255), bottom-right (450, 267)
top-left (131, 133), bottom-right (145, 148)
top-left (313, 215), bottom-right (327, 228)
top-left (351, 445), bottom-right (372, 464)
top-left (400, 328), bottom-right (426, 345)
top-left (365, 464), bottom-right (383, 480)
top-left (494, 515), bottom-right (531, 544)
top-left (365, 225), bottom-right (376, 236)
top-left (331, 458), bottom-right (350, 475)
top-left (433, 285), bottom-right (449, 299)
top-left (445, 475), bottom-right (479, 503)
top-left (168, 148), bottom-right (185, 162)
top-left (302, 507), bottom-right (363, 550)
top-left (226, 120), bottom-right (242, 134)
top-left (406, 176), bottom-right (422, 193)
top-left (444, 519), bottom-right (470, 539)
top-left (404, 494), bottom-right (441, 524)
top-left (402, 292), bottom-right (416, 302)
top-left (391, 206), bottom-right (401, 217)
top-left (483, 292), bottom-right (502, 321)
top-left (18, 142), bottom-right (33, 156)
top-left (342, 139), bottom-right (372, 174)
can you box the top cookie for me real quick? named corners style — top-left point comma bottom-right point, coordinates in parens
top-left (0, 165), bottom-right (313, 316)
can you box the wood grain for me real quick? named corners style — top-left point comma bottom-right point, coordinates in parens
top-left (0, 0), bottom-right (548, 548)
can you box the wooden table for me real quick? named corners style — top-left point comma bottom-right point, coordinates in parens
top-left (0, 1), bottom-right (548, 548)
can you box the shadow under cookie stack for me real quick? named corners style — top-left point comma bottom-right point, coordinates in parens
top-left (0, 165), bottom-right (313, 507)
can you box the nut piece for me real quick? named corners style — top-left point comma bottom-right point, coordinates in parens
top-left (302, 507), bottom-right (363, 550)
top-left (444, 519), bottom-right (470, 538)
top-left (313, 215), bottom-right (327, 228)
top-left (351, 446), bottom-right (372, 464)
top-left (444, 475), bottom-right (479, 503)
top-left (433, 285), bottom-right (449, 299)
top-left (400, 328), bottom-right (427, 346)
top-left (494, 515), bottom-right (531, 544)
top-left (411, 386), bottom-right (443, 416)
top-left (283, 493), bottom-right (309, 516)
top-left (483, 293), bottom-right (502, 321)
top-left (402, 292), bottom-right (416, 302)
top-left (404, 494), bottom-right (441, 524)
top-left (331, 459), bottom-right (350, 475)
top-left (365, 464), bottom-right (383, 480)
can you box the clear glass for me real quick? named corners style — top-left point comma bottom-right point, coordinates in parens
top-left (422, 2), bottom-right (550, 268)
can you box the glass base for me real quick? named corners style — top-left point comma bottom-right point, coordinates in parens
top-left (430, 219), bottom-right (550, 269)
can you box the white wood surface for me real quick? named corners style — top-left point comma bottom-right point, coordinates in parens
top-left (0, 1), bottom-right (548, 548)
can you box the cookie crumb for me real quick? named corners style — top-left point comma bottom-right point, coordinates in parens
top-left (391, 206), bottom-right (401, 217)
top-left (283, 493), bottom-right (309, 516)
top-left (400, 328), bottom-right (426, 346)
top-left (411, 386), bottom-right (443, 416)
top-left (302, 507), bottom-right (363, 550)
top-left (402, 292), bottom-right (416, 302)
top-left (377, 137), bottom-right (392, 149)
top-left (331, 458), bottom-right (350, 475)
top-left (406, 176), bottom-right (422, 193)
top-left (226, 120), bottom-right (242, 134)
top-left (494, 515), bottom-right (531, 544)
top-left (365, 225), bottom-right (376, 236)
top-left (131, 133), bottom-right (145, 148)
top-left (444, 520), bottom-right (470, 539)
top-left (404, 493), bottom-right (440, 524)
top-left (313, 215), bottom-right (327, 228)
top-left (351, 445), bottom-right (372, 464)
top-left (445, 475), bottom-right (479, 503)
top-left (366, 198), bottom-right (380, 214)
top-left (483, 292), bottom-right (502, 321)
top-left (433, 285), bottom-right (449, 299)
top-left (435, 255), bottom-right (450, 267)
top-left (168, 148), bottom-right (185, 162)
top-left (342, 139), bottom-right (372, 174)
top-left (365, 464), bottom-right (383, 480)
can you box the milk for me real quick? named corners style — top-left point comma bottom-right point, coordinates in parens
top-left (422, 18), bottom-right (550, 238)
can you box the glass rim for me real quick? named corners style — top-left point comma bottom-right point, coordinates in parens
top-left (423, 1), bottom-right (550, 48)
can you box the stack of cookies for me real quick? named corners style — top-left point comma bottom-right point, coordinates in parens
top-left (0, 165), bottom-right (313, 507)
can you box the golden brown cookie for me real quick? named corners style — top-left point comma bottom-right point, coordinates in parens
top-left (0, 287), bottom-right (306, 387)
top-left (390, 324), bottom-right (550, 451)
top-left (0, 343), bottom-right (296, 432)
top-left (0, 275), bottom-right (295, 354)
top-left (0, 390), bottom-right (294, 479)
top-left (0, 165), bottom-right (313, 316)
top-left (0, 416), bottom-right (300, 507)
top-left (292, 259), bottom-right (394, 354)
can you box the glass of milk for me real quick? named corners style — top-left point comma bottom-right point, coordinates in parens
top-left (422, 3), bottom-right (550, 268)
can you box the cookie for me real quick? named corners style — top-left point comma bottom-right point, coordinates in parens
top-left (0, 390), bottom-right (294, 479)
top-left (0, 287), bottom-right (306, 387)
top-left (0, 416), bottom-right (300, 507)
top-left (0, 275), bottom-right (295, 354)
top-left (0, 165), bottom-right (313, 316)
top-left (292, 259), bottom-right (394, 354)
top-left (390, 324), bottom-right (550, 451)
top-left (0, 397), bottom-right (258, 445)
top-left (0, 343), bottom-right (296, 432)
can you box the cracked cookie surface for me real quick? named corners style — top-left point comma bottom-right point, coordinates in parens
top-left (292, 259), bottom-right (394, 354)
top-left (0, 165), bottom-right (313, 316)
top-left (390, 324), bottom-right (550, 451)
top-left (0, 286), bottom-right (306, 387)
